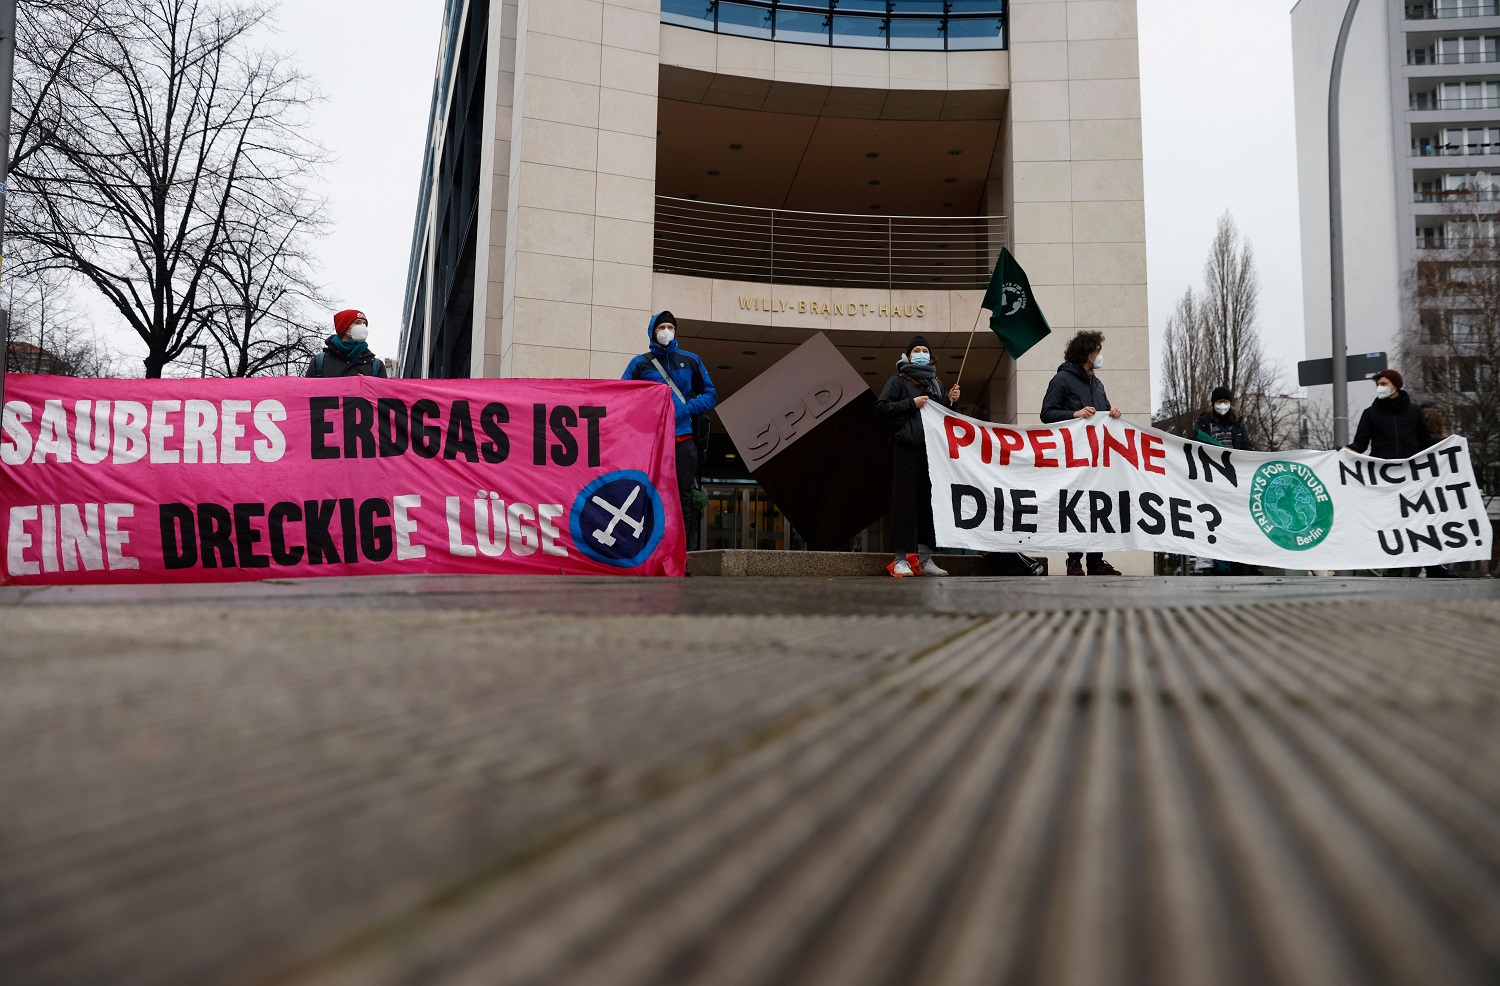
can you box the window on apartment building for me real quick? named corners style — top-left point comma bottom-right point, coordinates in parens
top-left (1438, 80), bottom-right (1500, 109)
top-left (1433, 35), bottom-right (1500, 63)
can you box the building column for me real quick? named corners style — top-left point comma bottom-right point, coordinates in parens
top-left (470, 0), bottom-right (518, 378)
top-left (1003, 0), bottom-right (1147, 425)
top-left (496, 0), bottom-right (661, 379)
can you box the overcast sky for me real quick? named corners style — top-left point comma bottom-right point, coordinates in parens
top-left (84, 0), bottom-right (1307, 400)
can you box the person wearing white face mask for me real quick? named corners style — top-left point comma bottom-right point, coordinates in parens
top-left (305, 309), bottom-right (388, 378)
top-left (1345, 369), bottom-right (1455, 578)
top-left (1040, 330), bottom-right (1123, 576)
top-left (1195, 386), bottom-right (1252, 451)
top-left (1346, 369), bottom-right (1432, 460)
top-left (876, 335), bottom-right (961, 577)
top-left (624, 311), bottom-right (718, 551)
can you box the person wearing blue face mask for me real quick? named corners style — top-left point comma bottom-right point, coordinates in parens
top-left (876, 335), bottom-right (961, 577)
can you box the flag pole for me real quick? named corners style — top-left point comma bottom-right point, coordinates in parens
top-left (956, 304), bottom-right (985, 383)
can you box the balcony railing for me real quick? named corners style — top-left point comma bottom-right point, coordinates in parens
top-left (1413, 142), bottom-right (1500, 155)
top-left (1407, 3), bottom-right (1500, 19)
top-left (1411, 95), bottom-right (1500, 109)
top-left (653, 197), bottom-right (1008, 288)
top-left (1415, 188), bottom-right (1500, 201)
top-left (1409, 49), bottom-right (1500, 64)
top-left (1416, 234), bottom-right (1500, 247)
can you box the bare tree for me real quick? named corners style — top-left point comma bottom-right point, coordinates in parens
top-left (1156, 213), bottom-right (1282, 447)
top-left (1400, 191), bottom-right (1500, 499)
top-left (3, 261), bottom-right (124, 378)
top-left (1156, 287), bottom-right (1207, 434)
top-left (199, 184), bottom-right (327, 377)
top-left (10, 0), bottom-right (323, 377)
top-left (1202, 212), bottom-right (1262, 400)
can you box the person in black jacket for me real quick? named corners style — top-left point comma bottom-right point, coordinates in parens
top-left (1195, 386), bottom-right (1253, 450)
top-left (305, 309), bottom-right (388, 378)
top-left (1347, 369), bottom-right (1432, 459)
top-left (876, 335), bottom-right (960, 578)
top-left (1347, 369), bottom-right (1455, 578)
top-left (1040, 330), bottom-right (1123, 576)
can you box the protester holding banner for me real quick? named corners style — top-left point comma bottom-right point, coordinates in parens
top-left (1347, 370), bottom-right (1432, 460)
top-left (1346, 370), bottom-right (1454, 578)
top-left (305, 310), bottom-right (388, 378)
top-left (877, 336), bottom-right (960, 578)
top-left (1196, 387), bottom-right (1253, 450)
top-left (623, 312), bottom-right (717, 551)
top-left (1040, 330), bottom-right (1123, 576)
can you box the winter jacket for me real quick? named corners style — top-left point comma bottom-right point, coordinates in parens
top-left (622, 311), bottom-right (717, 438)
top-left (1194, 410), bottom-right (1253, 450)
top-left (304, 341), bottom-right (388, 378)
top-left (1040, 362), bottom-right (1110, 423)
top-left (876, 362), bottom-right (951, 448)
top-left (1349, 389), bottom-right (1434, 459)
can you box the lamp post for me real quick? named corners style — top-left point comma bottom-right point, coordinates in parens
top-left (1328, 0), bottom-right (1364, 447)
top-left (185, 343), bottom-right (207, 378)
top-left (0, 1), bottom-right (16, 409)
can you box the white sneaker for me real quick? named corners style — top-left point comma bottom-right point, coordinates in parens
top-left (919, 559), bottom-right (949, 577)
top-left (888, 558), bottom-right (914, 578)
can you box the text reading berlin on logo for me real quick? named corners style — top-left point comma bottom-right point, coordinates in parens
top-left (1249, 460), bottom-right (1334, 551)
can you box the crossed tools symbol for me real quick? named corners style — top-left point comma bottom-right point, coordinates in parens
top-left (591, 484), bottom-right (646, 547)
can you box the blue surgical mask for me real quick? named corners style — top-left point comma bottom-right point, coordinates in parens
top-left (909, 352), bottom-right (931, 366)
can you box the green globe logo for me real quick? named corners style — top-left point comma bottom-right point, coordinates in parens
top-left (1249, 461), bottom-right (1334, 550)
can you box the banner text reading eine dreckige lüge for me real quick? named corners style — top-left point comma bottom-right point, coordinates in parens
top-left (1, 375), bottom-right (686, 584)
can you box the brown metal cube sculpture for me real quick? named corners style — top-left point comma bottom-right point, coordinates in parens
top-left (714, 333), bottom-right (892, 550)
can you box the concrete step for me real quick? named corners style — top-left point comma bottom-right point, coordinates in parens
top-left (687, 549), bottom-right (1011, 577)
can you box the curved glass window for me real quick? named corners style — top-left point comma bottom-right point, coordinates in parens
top-left (661, 1), bottom-right (1007, 51)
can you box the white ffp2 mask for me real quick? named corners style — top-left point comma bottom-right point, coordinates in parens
top-left (349, 322), bottom-right (369, 343)
top-left (655, 327), bottom-right (675, 346)
top-left (1375, 384), bottom-right (1394, 399)
top-left (1214, 402), bottom-right (1231, 415)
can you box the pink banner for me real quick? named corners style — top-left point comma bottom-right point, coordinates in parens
top-left (1, 374), bottom-right (686, 584)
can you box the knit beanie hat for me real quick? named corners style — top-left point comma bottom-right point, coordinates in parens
top-left (907, 335), bottom-right (931, 354)
top-left (333, 309), bottom-right (366, 335)
top-left (653, 311), bottom-right (677, 330)
top-left (1211, 386), bottom-right (1232, 402)
top-left (1377, 369), bottom-right (1403, 390)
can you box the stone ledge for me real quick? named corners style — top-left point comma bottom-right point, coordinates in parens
top-left (687, 549), bottom-right (998, 577)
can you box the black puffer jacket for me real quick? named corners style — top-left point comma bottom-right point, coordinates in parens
top-left (1349, 389), bottom-right (1433, 459)
top-left (1195, 410), bottom-right (1252, 450)
top-left (1040, 362), bottom-right (1110, 423)
top-left (876, 366), bottom-right (950, 448)
top-left (305, 344), bottom-right (388, 378)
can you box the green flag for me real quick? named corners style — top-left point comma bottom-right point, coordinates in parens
top-left (1195, 428), bottom-right (1225, 447)
top-left (980, 248), bottom-right (1052, 359)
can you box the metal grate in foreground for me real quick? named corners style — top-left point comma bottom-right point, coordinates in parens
top-left (303, 601), bottom-right (1500, 986)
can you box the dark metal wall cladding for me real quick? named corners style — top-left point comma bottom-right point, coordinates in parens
top-left (308, 602), bottom-right (1500, 986)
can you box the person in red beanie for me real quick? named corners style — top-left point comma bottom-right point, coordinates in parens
top-left (304, 309), bottom-right (388, 377)
top-left (1346, 369), bottom-right (1429, 459)
top-left (1346, 369), bottom-right (1455, 578)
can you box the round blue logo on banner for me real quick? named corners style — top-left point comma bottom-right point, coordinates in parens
top-left (570, 470), bottom-right (665, 568)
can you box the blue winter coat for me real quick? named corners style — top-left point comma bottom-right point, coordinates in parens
top-left (622, 311), bottom-right (718, 438)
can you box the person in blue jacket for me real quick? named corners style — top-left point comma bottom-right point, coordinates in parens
top-left (623, 311), bottom-right (717, 550)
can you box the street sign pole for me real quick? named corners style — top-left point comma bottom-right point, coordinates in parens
top-left (0, 1), bottom-right (14, 409)
top-left (1328, 0), bottom-right (1363, 447)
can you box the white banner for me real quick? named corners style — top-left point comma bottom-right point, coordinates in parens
top-left (923, 404), bottom-right (1491, 568)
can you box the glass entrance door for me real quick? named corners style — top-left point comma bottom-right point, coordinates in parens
top-left (698, 482), bottom-right (807, 550)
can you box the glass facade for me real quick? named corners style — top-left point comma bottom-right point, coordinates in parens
top-left (661, 1), bottom-right (1006, 51)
